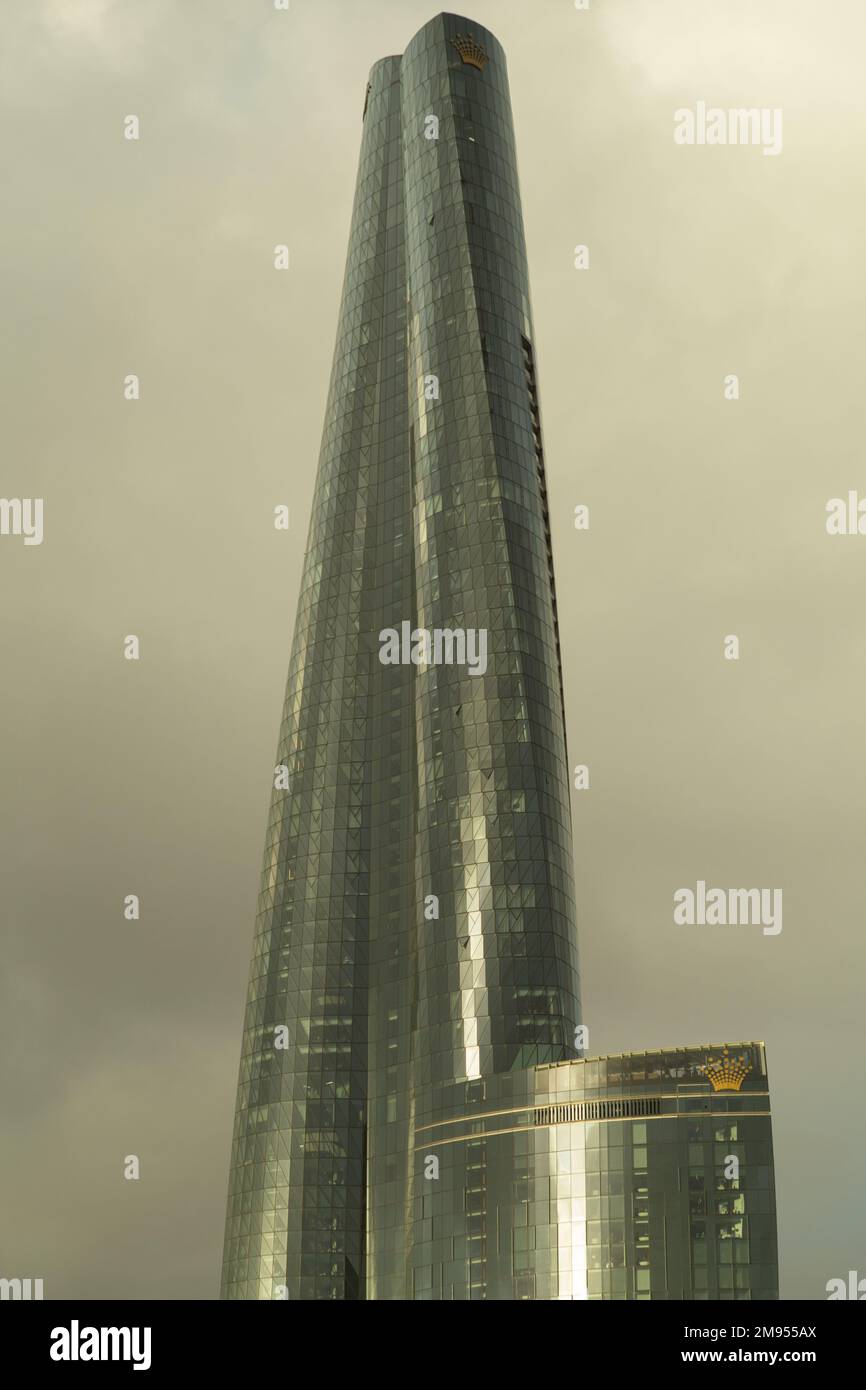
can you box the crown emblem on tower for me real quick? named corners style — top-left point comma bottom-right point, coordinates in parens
top-left (451, 32), bottom-right (489, 70)
top-left (700, 1046), bottom-right (752, 1092)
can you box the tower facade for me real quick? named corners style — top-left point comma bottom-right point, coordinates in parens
top-left (221, 13), bottom-right (778, 1301)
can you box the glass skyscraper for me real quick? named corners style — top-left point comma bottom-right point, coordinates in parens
top-left (221, 12), bottom-right (778, 1301)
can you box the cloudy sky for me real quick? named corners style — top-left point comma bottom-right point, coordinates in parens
top-left (2, 0), bottom-right (864, 1300)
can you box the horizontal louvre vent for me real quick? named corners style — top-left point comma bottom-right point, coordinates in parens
top-left (533, 1097), bottom-right (662, 1126)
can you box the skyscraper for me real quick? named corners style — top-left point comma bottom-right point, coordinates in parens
top-left (221, 12), bottom-right (778, 1301)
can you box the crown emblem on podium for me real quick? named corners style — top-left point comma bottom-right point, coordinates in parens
top-left (451, 32), bottom-right (488, 70)
top-left (700, 1046), bottom-right (752, 1092)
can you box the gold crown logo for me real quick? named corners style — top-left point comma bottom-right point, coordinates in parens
top-left (700, 1047), bottom-right (752, 1092)
top-left (451, 32), bottom-right (488, 71)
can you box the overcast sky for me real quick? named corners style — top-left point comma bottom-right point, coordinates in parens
top-left (2, 0), bottom-right (864, 1300)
